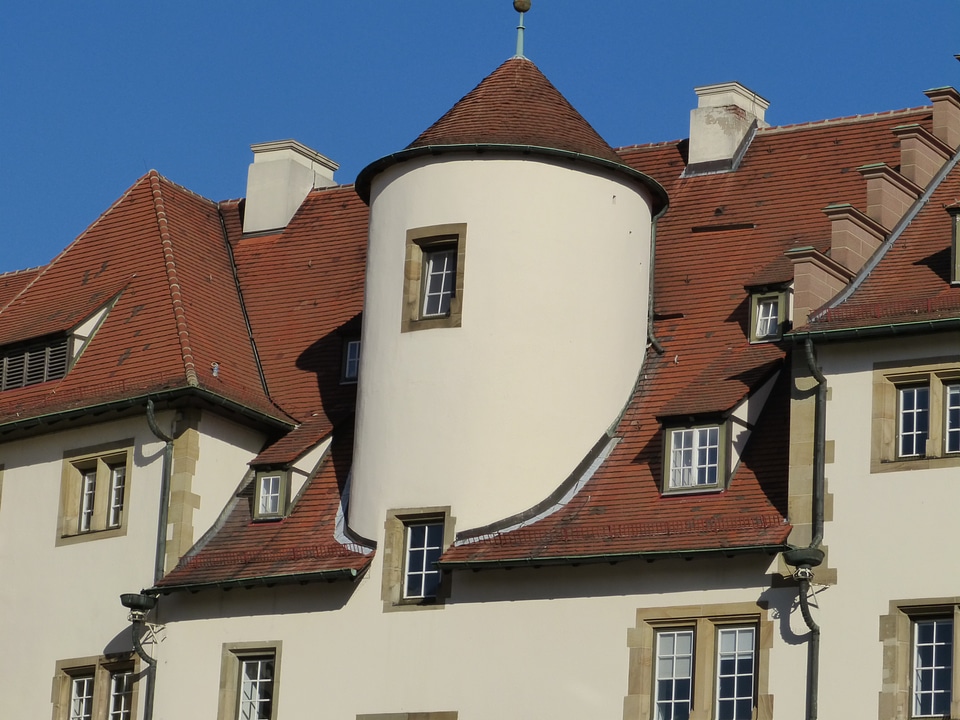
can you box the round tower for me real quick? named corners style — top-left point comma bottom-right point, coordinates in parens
top-left (350, 56), bottom-right (667, 540)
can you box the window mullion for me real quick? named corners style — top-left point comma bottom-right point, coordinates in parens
top-left (690, 618), bottom-right (712, 720)
top-left (952, 606), bottom-right (960, 720)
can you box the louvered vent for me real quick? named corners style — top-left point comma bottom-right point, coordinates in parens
top-left (1, 337), bottom-right (70, 391)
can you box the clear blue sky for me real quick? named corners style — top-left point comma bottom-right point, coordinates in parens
top-left (2, 1), bottom-right (959, 273)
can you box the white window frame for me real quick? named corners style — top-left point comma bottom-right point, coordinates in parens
top-left (716, 626), bottom-right (757, 720)
top-left (946, 384), bottom-right (960, 455)
top-left (107, 465), bottom-right (126, 529)
top-left (654, 629), bottom-right (694, 720)
top-left (664, 422), bottom-right (727, 493)
top-left (70, 675), bottom-right (95, 720)
top-left (108, 671), bottom-right (134, 720)
top-left (899, 385), bottom-right (930, 459)
top-left (912, 618), bottom-right (953, 718)
top-left (342, 338), bottom-right (361, 383)
top-left (253, 471), bottom-right (289, 521)
top-left (403, 521), bottom-right (445, 601)
top-left (749, 290), bottom-right (787, 343)
top-left (421, 245), bottom-right (457, 318)
top-left (238, 656), bottom-right (275, 720)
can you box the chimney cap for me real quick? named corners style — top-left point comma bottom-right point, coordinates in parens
top-left (694, 82), bottom-right (770, 121)
top-left (250, 139), bottom-right (339, 173)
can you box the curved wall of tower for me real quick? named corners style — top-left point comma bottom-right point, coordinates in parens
top-left (350, 153), bottom-right (656, 539)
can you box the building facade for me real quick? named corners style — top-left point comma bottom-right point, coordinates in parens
top-left (1, 39), bottom-right (959, 720)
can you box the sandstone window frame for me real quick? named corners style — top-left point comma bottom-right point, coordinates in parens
top-left (878, 598), bottom-right (960, 720)
top-left (57, 440), bottom-right (134, 546)
top-left (402, 223), bottom-right (467, 333)
top-left (872, 359), bottom-right (960, 473)
top-left (52, 654), bottom-right (138, 720)
top-left (624, 601), bottom-right (773, 720)
top-left (216, 641), bottom-right (282, 720)
top-left (381, 507), bottom-right (455, 612)
top-left (357, 713), bottom-right (458, 720)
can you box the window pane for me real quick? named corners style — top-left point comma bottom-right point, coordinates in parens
top-left (914, 619), bottom-right (952, 717)
top-left (946, 385), bottom-right (960, 453)
top-left (655, 630), bottom-right (694, 720)
top-left (422, 247), bottom-right (456, 317)
top-left (669, 426), bottom-right (720, 489)
top-left (716, 627), bottom-right (755, 720)
top-left (109, 671), bottom-right (134, 720)
top-left (899, 387), bottom-right (930, 458)
top-left (239, 657), bottom-right (274, 720)
top-left (70, 676), bottom-right (94, 720)
top-left (403, 521), bottom-right (444, 599)
top-left (108, 465), bottom-right (126, 528)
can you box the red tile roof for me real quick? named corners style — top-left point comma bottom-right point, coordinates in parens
top-left (441, 106), bottom-right (935, 565)
top-left (805, 156), bottom-right (960, 332)
top-left (408, 56), bottom-right (624, 164)
top-left (155, 423), bottom-right (371, 591)
top-left (0, 172), bottom-right (287, 430)
top-left (0, 267), bottom-right (42, 310)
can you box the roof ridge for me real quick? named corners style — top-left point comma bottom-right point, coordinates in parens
top-left (616, 139), bottom-right (684, 152)
top-left (0, 175), bottom-right (153, 317)
top-left (0, 265), bottom-right (44, 278)
top-left (149, 170), bottom-right (199, 387)
top-left (762, 105), bottom-right (930, 134)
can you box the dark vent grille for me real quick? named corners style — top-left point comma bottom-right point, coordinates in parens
top-left (1, 337), bottom-right (70, 391)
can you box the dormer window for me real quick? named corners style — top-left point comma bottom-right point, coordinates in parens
top-left (341, 339), bottom-right (360, 383)
top-left (663, 421), bottom-right (728, 493)
top-left (749, 289), bottom-right (787, 342)
top-left (253, 470), bottom-right (290, 520)
top-left (0, 337), bottom-right (69, 390)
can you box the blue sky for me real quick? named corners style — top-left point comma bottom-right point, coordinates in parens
top-left (2, 1), bottom-right (959, 273)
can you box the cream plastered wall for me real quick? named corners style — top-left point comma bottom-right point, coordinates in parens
top-left (802, 334), bottom-right (960, 719)
top-left (351, 155), bottom-right (655, 538)
top-left (0, 409), bottom-right (268, 720)
top-left (150, 553), bottom-right (814, 720)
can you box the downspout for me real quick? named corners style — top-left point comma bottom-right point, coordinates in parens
top-left (142, 399), bottom-right (172, 720)
top-left (145, 398), bottom-right (174, 584)
top-left (783, 337), bottom-right (827, 720)
top-left (647, 207), bottom-right (668, 355)
top-left (131, 618), bottom-right (157, 720)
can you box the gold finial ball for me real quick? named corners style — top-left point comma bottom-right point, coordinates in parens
top-left (514, 0), bottom-right (531, 12)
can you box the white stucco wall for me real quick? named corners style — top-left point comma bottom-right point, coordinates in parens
top-left (351, 155), bottom-right (656, 538)
top-left (807, 334), bottom-right (960, 719)
top-left (150, 553), bottom-right (808, 720)
top-left (0, 409), bottom-right (267, 720)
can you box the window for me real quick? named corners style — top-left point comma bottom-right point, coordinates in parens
top-left (381, 507), bottom-right (455, 611)
top-left (625, 603), bottom-right (772, 720)
top-left (0, 336), bottom-right (69, 391)
top-left (402, 223), bottom-right (467, 332)
top-left (252, 471), bottom-right (290, 521)
top-left (404, 521), bottom-right (444, 600)
top-left (58, 442), bottom-right (133, 545)
top-left (342, 338), bottom-right (361, 383)
top-left (879, 599), bottom-right (960, 720)
top-left (749, 290), bottom-right (787, 342)
top-left (899, 386), bottom-right (930, 458)
top-left (871, 361), bottom-right (960, 472)
top-left (421, 245), bottom-right (457, 318)
top-left (663, 422), bottom-right (727, 493)
top-left (217, 643), bottom-right (281, 720)
top-left (53, 656), bottom-right (137, 720)
top-left (239, 656), bottom-right (275, 720)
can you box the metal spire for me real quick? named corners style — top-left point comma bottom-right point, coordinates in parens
top-left (514, 0), bottom-right (530, 58)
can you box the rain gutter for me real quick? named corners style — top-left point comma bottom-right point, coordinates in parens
top-left (150, 567), bottom-right (362, 595)
top-left (439, 543), bottom-right (787, 571)
top-left (355, 143), bottom-right (669, 214)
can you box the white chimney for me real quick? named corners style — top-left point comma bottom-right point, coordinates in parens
top-left (243, 140), bottom-right (339, 234)
top-left (686, 82), bottom-right (769, 175)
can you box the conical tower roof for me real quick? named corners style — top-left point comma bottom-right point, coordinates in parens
top-left (356, 56), bottom-right (667, 212)
top-left (408, 56), bottom-right (622, 163)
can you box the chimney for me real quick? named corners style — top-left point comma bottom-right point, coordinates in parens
top-left (923, 87), bottom-right (960, 150)
top-left (892, 124), bottom-right (952, 189)
top-left (686, 82), bottom-right (770, 176)
top-left (243, 140), bottom-right (339, 234)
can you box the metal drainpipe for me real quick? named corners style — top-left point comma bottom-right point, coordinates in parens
top-left (131, 619), bottom-right (157, 720)
top-left (145, 399), bottom-right (174, 584)
top-left (783, 337), bottom-right (827, 720)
